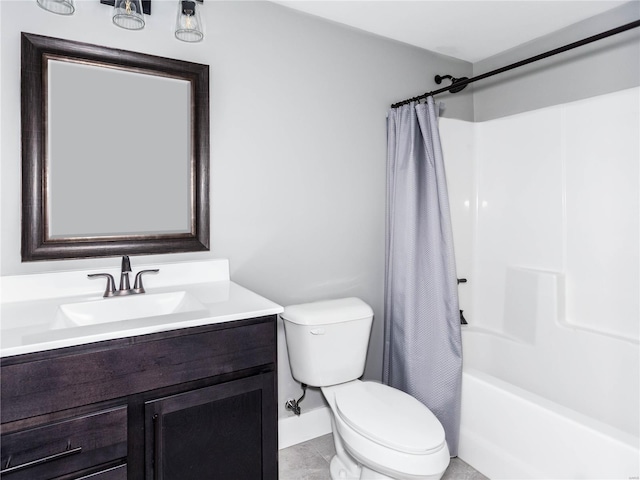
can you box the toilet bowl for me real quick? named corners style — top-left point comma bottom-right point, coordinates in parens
top-left (281, 298), bottom-right (450, 480)
top-left (323, 380), bottom-right (450, 480)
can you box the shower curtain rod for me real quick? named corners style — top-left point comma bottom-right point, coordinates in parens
top-left (391, 19), bottom-right (640, 108)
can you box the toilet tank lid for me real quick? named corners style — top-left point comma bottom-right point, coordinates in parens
top-left (281, 297), bottom-right (373, 326)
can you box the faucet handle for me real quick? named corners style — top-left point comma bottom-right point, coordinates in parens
top-left (133, 269), bottom-right (159, 294)
top-left (88, 273), bottom-right (116, 298)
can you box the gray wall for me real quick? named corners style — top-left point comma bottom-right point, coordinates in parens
top-left (473, 2), bottom-right (640, 121)
top-left (0, 1), bottom-right (472, 416)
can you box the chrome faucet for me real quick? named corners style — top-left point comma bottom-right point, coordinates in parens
top-left (88, 256), bottom-right (159, 298)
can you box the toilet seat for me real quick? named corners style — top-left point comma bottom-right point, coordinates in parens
top-left (334, 381), bottom-right (446, 455)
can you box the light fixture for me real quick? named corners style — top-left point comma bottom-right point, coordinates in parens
top-left (175, 0), bottom-right (204, 43)
top-left (112, 0), bottom-right (145, 30)
top-left (37, 0), bottom-right (204, 42)
top-left (36, 0), bottom-right (75, 15)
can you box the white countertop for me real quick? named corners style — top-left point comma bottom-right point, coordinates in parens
top-left (0, 259), bottom-right (283, 357)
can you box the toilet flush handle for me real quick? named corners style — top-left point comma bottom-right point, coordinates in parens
top-left (310, 328), bottom-right (325, 335)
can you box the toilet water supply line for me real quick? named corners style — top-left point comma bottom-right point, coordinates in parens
top-left (285, 383), bottom-right (307, 416)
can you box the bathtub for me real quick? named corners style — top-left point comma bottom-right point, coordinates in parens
top-left (459, 326), bottom-right (639, 479)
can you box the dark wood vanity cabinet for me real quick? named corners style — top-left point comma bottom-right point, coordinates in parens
top-left (0, 315), bottom-right (278, 480)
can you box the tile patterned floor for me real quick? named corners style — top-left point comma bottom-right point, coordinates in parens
top-left (279, 434), bottom-right (489, 480)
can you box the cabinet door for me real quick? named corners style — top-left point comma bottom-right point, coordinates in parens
top-left (145, 372), bottom-right (276, 480)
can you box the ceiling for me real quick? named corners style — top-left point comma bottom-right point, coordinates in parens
top-left (272, 1), bottom-right (630, 63)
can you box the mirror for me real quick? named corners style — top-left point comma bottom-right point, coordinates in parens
top-left (21, 32), bottom-right (210, 261)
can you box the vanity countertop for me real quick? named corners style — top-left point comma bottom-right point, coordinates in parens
top-left (0, 259), bottom-right (283, 357)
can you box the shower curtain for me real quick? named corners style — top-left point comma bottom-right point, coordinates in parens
top-left (383, 97), bottom-right (462, 456)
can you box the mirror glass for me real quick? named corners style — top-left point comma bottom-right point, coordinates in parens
top-left (47, 60), bottom-right (192, 239)
top-left (21, 33), bottom-right (210, 261)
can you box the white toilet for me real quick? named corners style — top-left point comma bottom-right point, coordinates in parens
top-left (281, 297), bottom-right (450, 480)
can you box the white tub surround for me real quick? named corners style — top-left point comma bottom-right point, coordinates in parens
top-left (441, 87), bottom-right (640, 479)
top-left (456, 263), bottom-right (639, 479)
top-left (0, 259), bottom-right (283, 357)
top-left (461, 267), bottom-right (639, 438)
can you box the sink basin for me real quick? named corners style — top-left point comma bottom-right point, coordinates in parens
top-left (56, 291), bottom-right (208, 327)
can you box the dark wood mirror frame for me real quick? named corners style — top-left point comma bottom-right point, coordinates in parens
top-left (21, 32), bottom-right (210, 261)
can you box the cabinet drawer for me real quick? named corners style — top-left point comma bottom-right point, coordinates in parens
top-left (1, 406), bottom-right (127, 480)
top-left (2, 317), bottom-right (276, 423)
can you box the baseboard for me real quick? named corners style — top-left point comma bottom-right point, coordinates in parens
top-left (278, 406), bottom-right (332, 450)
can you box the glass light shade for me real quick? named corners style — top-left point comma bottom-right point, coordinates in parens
top-left (113, 0), bottom-right (145, 30)
top-left (36, 0), bottom-right (75, 15)
top-left (175, 1), bottom-right (203, 43)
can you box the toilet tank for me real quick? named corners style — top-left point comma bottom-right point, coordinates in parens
top-left (281, 297), bottom-right (373, 387)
